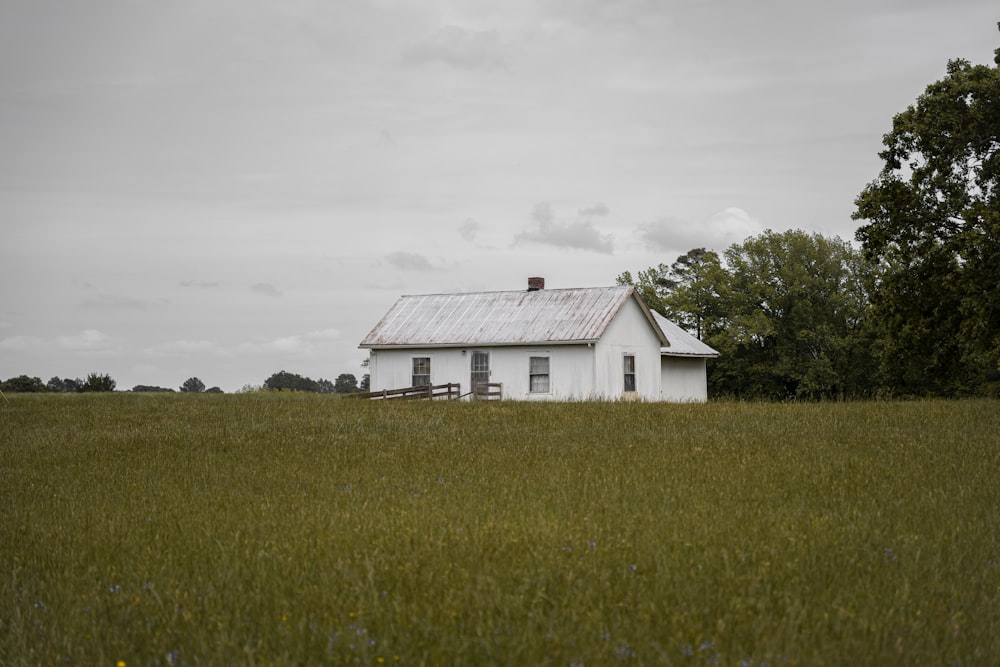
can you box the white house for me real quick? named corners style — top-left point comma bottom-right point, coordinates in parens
top-left (358, 278), bottom-right (719, 402)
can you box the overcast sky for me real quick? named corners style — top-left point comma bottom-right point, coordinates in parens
top-left (2, 0), bottom-right (997, 392)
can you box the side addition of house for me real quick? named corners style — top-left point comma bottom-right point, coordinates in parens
top-left (358, 278), bottom-right (719, 402)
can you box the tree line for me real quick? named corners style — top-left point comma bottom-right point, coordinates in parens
top-left (621, 30), bottom-right (1000, 399)
top-left (0, 370), bottom-right (369, 395)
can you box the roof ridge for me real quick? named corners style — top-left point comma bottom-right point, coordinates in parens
top-left (398, 285), bottom-right (625, 298)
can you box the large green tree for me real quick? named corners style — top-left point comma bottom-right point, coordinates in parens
top-left (853, 28), bottom-right (1000, 395)
top-left (616, 248), bottom-right (726, 339)
top-left (620, 232), bottom-right (876, 399)
top-left (710, 230), bottom-right (876, 399)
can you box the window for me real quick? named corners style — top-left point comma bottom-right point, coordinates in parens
top-left (623, 354), bottom-right (636, 392)
top-left (529, 356), bottom-right (550, 393)
top-left (412, 357), bottom-right (430, 386)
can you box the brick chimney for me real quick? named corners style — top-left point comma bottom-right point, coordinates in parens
top-left (527, 277), bottom-right (545, 291)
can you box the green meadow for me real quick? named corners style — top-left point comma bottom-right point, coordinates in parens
top-left (1, 394), bottom-right (998, 666)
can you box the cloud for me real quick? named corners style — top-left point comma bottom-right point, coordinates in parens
top-left (458, 218), bottom-right (482, 242)
top-left (579, 202), bottom-right (610, 217)
top-left (231, 328), bottom-right (341, 359)
top-left (142, 329), bottom-right (340, 360)
top-left (55, 329), bottom-right (117, 352)
top-left (638, 207), bottom-right (765, 253)
top-left (516, 202), bottom-right (614, 254)
top-left (706, 207), bottom-right (765, 241)
top-left (251, 283), bottom-right (283, 297)
top-left (403, 25), bottom-right (507, 70)
top-left (0, 334), bottom-right (44, 352)
top-left (180, 280), bottom-right (220, 288)
top-left (637, 216), bottom-right (691, 252)
top-left (81, 293), bottom-right (152, 310)
top-left (385, 251), bottom-right (437, 272)
top-left (144, 339), bottom-right (219, 357)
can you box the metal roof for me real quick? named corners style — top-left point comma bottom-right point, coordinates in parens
top-left (652, 311), bottom-right (721, 357)
top-left (360, 286), bottom-right (667, 348)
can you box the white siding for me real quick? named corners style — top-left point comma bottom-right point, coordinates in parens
top-left (660, 356), bottom-right (709, 402)
top-left (369, 345), bottom-right (596, 400)
top-left (369, 349), bottom-right (468, 392)
top-left (492, 346), bottom-right (595, 400)
top-left (593, 298), bottom-right (663, 400)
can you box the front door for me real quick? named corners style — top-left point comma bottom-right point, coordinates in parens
top-left (471, 351), bottom-right (490, 397)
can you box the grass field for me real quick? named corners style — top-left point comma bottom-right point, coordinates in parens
top-left (1, 394), bottom-right (998, 666)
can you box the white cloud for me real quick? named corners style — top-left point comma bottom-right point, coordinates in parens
top-left (55, 329), bottom-right (117, 352)
top-left (251, 283), bottom-right (283, 297)
top-left (638, 207), bottom-right (765, 254)
top-left (706, 207), bottom-right (765, 242)
top-left (579, 202), bottom-right (610, 217)
top-left (516, 202), bottom-right (614, 254)
top-left (144, 339), bottom-right (219, 357)
top-left (180, 280), bottom-right (220, 288)
top-left (231, 328), bottom-right (341, 359)
top-left (385, 251), bottom-right (437, 272)
top-left (403, 25), bottom-right (507, 70)
top-left (81, 293), bottom-right (153, 310)
top-left (458, 218), bottom-right (482, 242)
top-left (0, 334), bottom-right (44, 352)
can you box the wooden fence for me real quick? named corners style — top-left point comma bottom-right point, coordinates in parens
top-left (349, 382), bottom-right (503, 401)
top-left (348, 383), bottom-right (462, 401)
top-left (472, 382), bottom-right (503, 400)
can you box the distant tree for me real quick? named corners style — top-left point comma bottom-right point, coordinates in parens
top-left (359, 358), bottom-right (370, 392)
top-left (205, 386), bottom-right (224, 394)
top-left (131, 385), bottom-right (175, 393)
top-left (46, 377), bottom-right (64, 392)
top-left (853, 32), bottom-right (1000, 395)
top-left (79, 373), bottom-right (116, 392)
top-left (316, 378), bottom-right (336, 394)
top-left (264, 370), bottom-right (321, 392)
top-left (1, 375), bottom-right (47, 393)
top-left (180, 377), bottom-right (206, 393)
top-left (333, 373), bottom-right (359, 394)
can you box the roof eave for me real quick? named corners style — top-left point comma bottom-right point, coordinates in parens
top-left (361, 339), bottom-right (601, 350)
top-left (660, 349), bottom-right (720, 358)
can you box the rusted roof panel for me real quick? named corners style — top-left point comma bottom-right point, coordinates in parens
top-left (360, 286), bottom-right (637, 348)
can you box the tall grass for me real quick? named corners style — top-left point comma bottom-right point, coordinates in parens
top-left (1, 395), bottom-right (998, 665)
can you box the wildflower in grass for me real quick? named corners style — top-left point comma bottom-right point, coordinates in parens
top-left (615, 643), bottom-right (636, 659)
top-left (117, 661), bottom-right (126, 667)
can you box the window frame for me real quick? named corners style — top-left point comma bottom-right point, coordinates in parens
top-left (623, 354), bottom-right (636, 393)
top-left (412, 357), bottom-right (431, 387)
top-left (528, 356), bottom-right (550, 394)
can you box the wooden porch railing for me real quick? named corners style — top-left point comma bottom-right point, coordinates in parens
top-left (472, 382), bottom-right (503, 400)
top-left (348, 383), bottom-right (462, 401)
